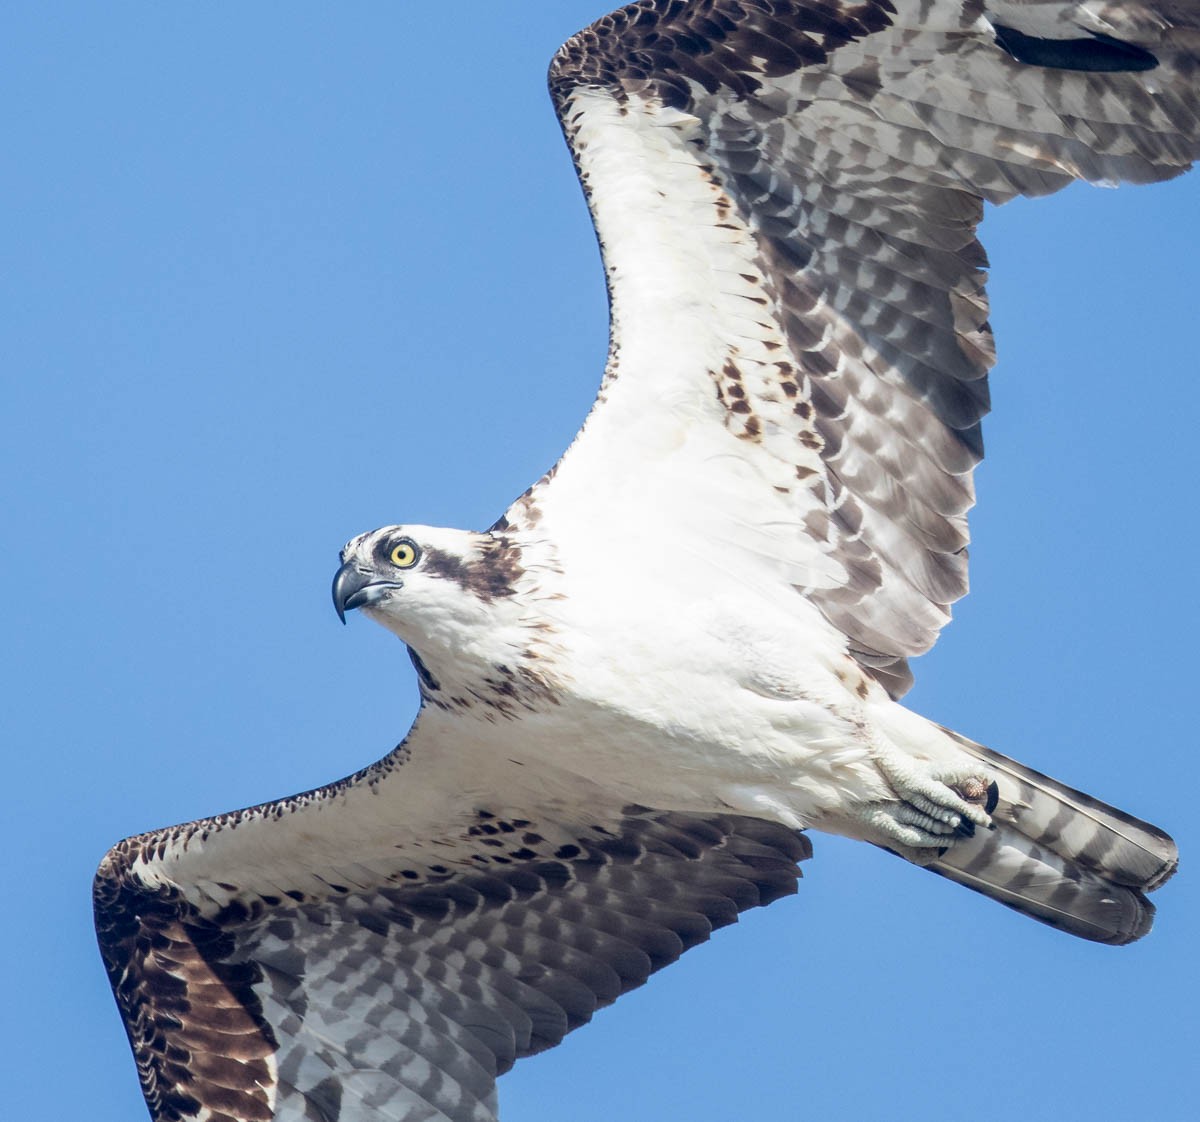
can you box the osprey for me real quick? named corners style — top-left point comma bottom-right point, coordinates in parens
top-left (97, 2), bottom-right (1198, 1120)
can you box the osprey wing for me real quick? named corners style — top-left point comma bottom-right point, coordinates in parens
top-left (506, 0), bottom-right (1200, 696)
top-left (95, 717), bottom-right (809, 1122)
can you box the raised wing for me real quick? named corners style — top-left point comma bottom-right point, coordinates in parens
top-left (95, 718), bottom-right (810, 1122)
top-left (505, 0), bottom-right (1200, 696)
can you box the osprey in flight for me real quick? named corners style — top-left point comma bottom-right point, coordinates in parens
top-left (97, 2), bottom-right (1198, 1119)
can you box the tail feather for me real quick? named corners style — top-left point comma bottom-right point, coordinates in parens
top-left (943, 730), bottom-right (1178, 891)
top-left (929, 823), bottom-right (1156, 945)
top-left (918, 728), bottom-right (1176, 944)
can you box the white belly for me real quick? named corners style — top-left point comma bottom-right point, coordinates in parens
top-left (444, 580), bottom-right (888, 830)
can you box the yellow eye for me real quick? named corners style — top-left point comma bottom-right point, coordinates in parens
top-left (389, 540), bottom-right (419, 569)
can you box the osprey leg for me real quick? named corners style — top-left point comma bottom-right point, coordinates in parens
top-left (851, 741), bottom-right (994, 862)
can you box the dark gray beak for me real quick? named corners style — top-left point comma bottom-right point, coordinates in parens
top-left (332, 563), bottom-right (401, 624)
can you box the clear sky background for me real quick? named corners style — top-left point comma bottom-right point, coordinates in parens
top-left (4, 4), bottom-right (1198, 1120)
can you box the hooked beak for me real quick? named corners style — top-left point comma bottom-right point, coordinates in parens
top-left (332, 563), bottom-right (402, 624)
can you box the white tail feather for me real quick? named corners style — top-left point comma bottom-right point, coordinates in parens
top-left (930, 823), bottom-right (1155, 945)
top-left (922, 729), bottom-right (1177, 944)
top-left (942, 730), bottom-right (1178, 890)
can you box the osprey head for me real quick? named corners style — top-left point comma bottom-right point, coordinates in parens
top-left (332, 524), bottom-right (525, 642)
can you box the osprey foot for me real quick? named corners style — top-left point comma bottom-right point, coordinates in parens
top-left (858, 748), bottom-right (995, 862)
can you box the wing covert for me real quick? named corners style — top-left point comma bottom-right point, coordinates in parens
top-left (508, 0), bottom-right (1200, 696)
top-left (95, 731), bottom-right (811, 1122)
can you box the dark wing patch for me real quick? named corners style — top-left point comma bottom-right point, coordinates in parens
top-left (992, 25), bottom-right (1160, 72)
top-left (95, 845), bottom-right (279, 1122)
top-left (541, 0), bottom-right (1200, 695)
top-left (96, 811), bottom-right (810, 1122)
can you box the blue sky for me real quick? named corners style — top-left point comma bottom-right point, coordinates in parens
top-left (4, 4), bottom-right (1198, 1119)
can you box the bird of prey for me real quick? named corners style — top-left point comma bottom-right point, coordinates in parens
top-left (96, 2), bottom-right (1199, 1120)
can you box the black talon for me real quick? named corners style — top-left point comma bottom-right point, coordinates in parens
top-left (984, 780), bottom-right (1000, 815)
top-left (954, 818), bottom-right (976, 840)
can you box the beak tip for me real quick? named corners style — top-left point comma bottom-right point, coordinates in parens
top-left (332, 562), bottom-right (355, 625)
top-left (332, 560), bottom-right (400, 622)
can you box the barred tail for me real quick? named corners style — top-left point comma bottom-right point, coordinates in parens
top-left (929, 733), bottom-right (1177, 945)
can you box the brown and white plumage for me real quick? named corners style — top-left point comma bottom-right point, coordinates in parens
top-left (98, 795), bottom-right (809, 1122)
top-left (97, 3), bottom-right (1198, 1120)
